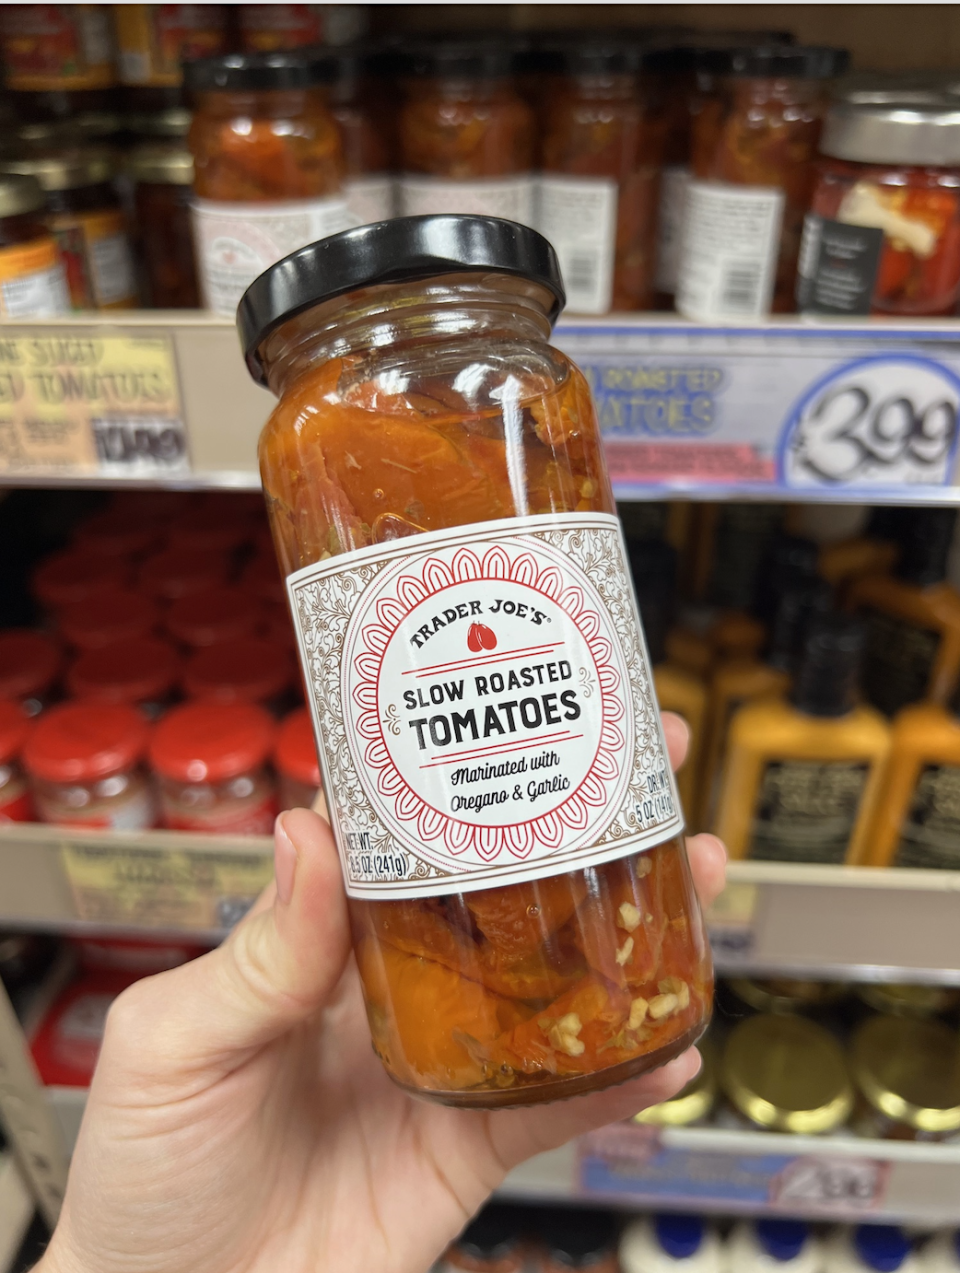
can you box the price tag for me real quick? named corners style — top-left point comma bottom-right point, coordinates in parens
top-left (773, 1156), bottom-right (888, 1212)
top-left (0, 331), bottom-right (189, 477)
top-left (60, 839), bottom-right (273, 931)
top-left (707, 881), bottom-right (758, 962)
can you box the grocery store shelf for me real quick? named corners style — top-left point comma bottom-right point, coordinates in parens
top-left (1, 823), bottom-right (959, 983)
top-left (3, 314), bottom-right (960, 501)
top-left (502, 1123), bottom-right (960, 1226)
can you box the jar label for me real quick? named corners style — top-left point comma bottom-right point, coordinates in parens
top-left (288, 512), bottom-right (683, 899)
top-left (677, 180), bottom-right (785, 321)
top-left (748, 759), bottom-right (870, 864)
top-left (796, 213), bottom-right (885, 316)
top-left (896, 763), bottom-right (960, 869)
top-left (344, 174), bottom-right (397, 227)
top-left (861, 609), bottom-right (940, 717)
top-left (654, 164), bottom-right (691, 295)
top-left (537, 175), bottom-right (618, 315)
top-left (164, 795), bottom-right (278, 837)
top-left (398, 176), bottom-right (536, 227)
top-left (51, 209), bottom-right (138, 310)
top-left (191, 196), bottom-right (356, 317)
top-left (0, 238), bottom-right (69, 319)
top-left (0, 3), bottom-right (115, 91)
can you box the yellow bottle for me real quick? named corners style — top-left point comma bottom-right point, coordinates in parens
top-left (848, 508), bottom-right (960, 716)
top-left (864, 697), bottom-right (960, 869)
top-left (715, 615), bottom-right (891, 864)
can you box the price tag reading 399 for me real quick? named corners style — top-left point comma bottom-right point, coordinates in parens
top-left (782, 354), bottom-right (960, 490)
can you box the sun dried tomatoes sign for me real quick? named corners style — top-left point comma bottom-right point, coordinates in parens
top-left (288, 513), bottom-right (683, 898)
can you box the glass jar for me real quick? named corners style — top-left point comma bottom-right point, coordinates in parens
top-left (59, 589), bottom-right (160, 651)
top-left (677, 44), bottom-right (848, 320)
top-left (0, 4), bottom-right (115, 93)
top-left (442, 1205), bottom-right (527, 1273)
top-left (325, 46), bottom-right (396, 227)
top-left (0, 148), bottom-right (139, 309)
top-left (66, 636), bottom-right (180, 717)
top-left (166, 504), bottom-right (255, 556)
top-left (183, 636), bottom-right (296, 710)
top-left (541, 1212), bottom-right (620, 1273)
top-left (166, 587), bottom-right (262, 648)
top-left (128, 141), bottom-right (199, 308)
top-left (23, 701), bottom-right (156, 829)
top-left (184, 51), bottom-right (350, 317)
top-left (397, 40), bottom-right (535, 226)
top-left (721, 1014), bottom-right (853, 1133)
top-left (799, 95), bottom-right (960, 316)
top-left (138, 547), bottom-right (230, 602)
top-left (33, 548), bottom-right (130, 614)
top-left (727, 977), bottom-right (849, 1015)
top-left (0, 629), bottom-right (60, 715)
top-left (113, 3), bottom-right (228, 89)
top-left (0, 699), bottom-right (34, 822)
top-left (275, 706), bottom-right (322, 811)
top-left (149, 700), bottom-right (278, 834)
top-left (0, 173), bottom-right (69, 317)
top-left (539, 38), bottom-right (664, 314)
top-left (72, 507), bottom-right (163, 558)
top-left (851, 1015), bottom-right (960, 1141)
top-left (238, 215), bottom-right (713, 1107)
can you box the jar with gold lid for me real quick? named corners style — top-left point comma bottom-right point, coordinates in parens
top-left (728, 977), bottom-right (849, 1015)
top-left (857, 982), bottom-right (960, 1019)
top-left (851, 1015), bottom-right (960, 1141)
top-left (635, 1036), bottom-right (717, 1127)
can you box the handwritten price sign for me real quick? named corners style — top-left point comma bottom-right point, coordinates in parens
top-left (773, 1156), bottom-right (888, 1212)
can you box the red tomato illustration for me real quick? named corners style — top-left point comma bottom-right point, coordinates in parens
top-left (467, 623), bottom-right (497, 652)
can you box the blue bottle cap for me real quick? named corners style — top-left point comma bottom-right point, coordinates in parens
top-left (656, 1214), bottom-right (704, 1260)
top-left (757, 1219), bottom-right (808, 1262)
top-left (854, 1226), bottom-right (911, 1272)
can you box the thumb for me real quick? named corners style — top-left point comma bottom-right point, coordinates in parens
top-left (98, 808), bottom-right (351, 1086)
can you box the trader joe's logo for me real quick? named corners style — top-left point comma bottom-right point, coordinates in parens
top-left (342, 536), bottom-right (632, 869)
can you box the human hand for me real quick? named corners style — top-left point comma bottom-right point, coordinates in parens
top-left (40, 713), bottom-right (725, 1273)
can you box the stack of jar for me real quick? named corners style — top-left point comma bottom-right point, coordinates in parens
top-left (0, 492), bottom-right (325, 833)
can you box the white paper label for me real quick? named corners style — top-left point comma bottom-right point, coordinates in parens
top-left (0, 264), bottom-right (69, 318)
top-left (288, 513), bottom-right (682, 899)
top-left (398, 175), bottom-right (536, 225)
top-left (89, 232), bottom-right (137, 306)
top-left (654, 164), bottom-right (691, 295)
top-left (677, 180), bottom-right (785, 321)
top-left (537, 175), bottom-right (618, 315)
top-left (191, 195), bottom-right (355, 316)
top-left (344, 174), bottom-right (396, 226)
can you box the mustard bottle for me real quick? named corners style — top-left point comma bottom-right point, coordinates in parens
top-left (848, 508), bottom-right (960, 716)
top-left (715, 614), bottom-right (891, 863)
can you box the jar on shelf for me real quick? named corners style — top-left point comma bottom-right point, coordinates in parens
top-left (113, 4), bottom-right (228, 89)
top-left (58, 589), bottom-right (160, 651)
top-left (0, 148), bottom-right (139, 310)
top-left (727, 977), bottom-right (849, 1015)
top-left (441, 1205), bottom-right (527, 1273)
top-left (324, 46), bottom-right (396, 227)
top-left (0, 5), bottom-right (115, 94)
top-left (138, 547), bottom-right (230, 603)
top-left (677, 44), bottom-right (848, 321)
top-left (184, 50), bottom-right (351, 317)
top-left (127, 106), bottom-right (193, 141)
top-left (0, 700), bottom-right (34, 822)
top-left (634, 1036), bottom-right (717, 1127)
top-left (66, 636), bottom-right (180, 718)
top-left (23, 701), bottom-right (156, 829)
top-left (149, 700), bottom-right (278, 834)
top-left (239, 215), bottom-right (713, 1107)
top-left (856, 983), bottom-right (960, 1018)
top-left (72, 507), bottom-right (163, 559)
top-left (166, 587), bottom-right (262, 649)
top-left (397, 40), bottom-right (536, 226)
top-left (851, 1015), bottom-right (960, 1141)
top-left (799, 94), bottom-right (960, 316)
top-left (275, 706), bottom-right (322, 812)
top-left (33, 548), bottom-right (130, 614)
top-left (0, 630), bottom-right (60, 716)
top-left (183, 636), bottom-right (296, 711)
top-left (0, 173), bottom-right (70, 317)
top-left (128, 141), bottom-right (199, 308)
top-left (238, 5), bottom-right (368, 54)
top-left (166, 504), bottom-right (255, 556)
top-left (539, 36), bottom-right (665, 314)
top-left (541, 1212), bottom-right (620, 1273)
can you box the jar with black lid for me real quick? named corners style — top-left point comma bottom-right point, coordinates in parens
top-left (0, 148), bottom-right (138, 309)
top-left (677, 43), bottom-right (848, 320)
top-left (128, 143), bottom-right (198, 307)
top-left (0, 172), bottom-right (70, 316)
top-left (323, 45), bottom-right (396, 227)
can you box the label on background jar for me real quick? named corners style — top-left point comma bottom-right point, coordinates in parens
top-left (0, 238), bottom-right (70, 318)
top-left (288, 512), bottom-right (683, 900)
top-left (37, 783), bottom-right (157, 831)
top-left (344, 174), bottom-right (396, 226)
top-left (796, 213), bottom-right (885, 316)
top-left (398, 176), bottom-right (536, 227)
top-left (115, 3), bottom-right (229, 87)
top-left (537, 175), bottom-right (618, 315)
top-left (748, 759), bottom-right (869, 864)
top-left (677, 180), bottom-right (784, 321)
top-left (164, 796), bottom-right (277, 836)
top-left (654, 164), bottom-right (691, 295)
top-left (51, 210), bottom-right (138, 310)
top-left (895, 763), bottom-right (960, 869)
top-left (191, 195), bottom-right (355, 317)
top-left (0, 3), bottom-right (115, 91)
top-left (861, 609), bottom-right (940, 717)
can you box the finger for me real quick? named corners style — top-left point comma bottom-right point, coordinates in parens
top-left (686, 832), bottom-right (727, 910)
top-left (662, 712), bottom-right (689, 772)
top-left (100, 809), bottom-right (351, 1082)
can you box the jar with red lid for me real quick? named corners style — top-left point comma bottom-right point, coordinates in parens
top-left (33, 548), bottom-right (130, 613)
top-left (149, 700), bottom-right (277, 834)
top-left (23, 701), bottom-right (156, 828)
top-left (58, 589), bottom-right (160, 651)
top-left (72, 507), bottom-right (163, 558)
top-left (799, 94), bottom-right (960, 316)
top-left (324, 46), bottom-right (396, 227)
top-left (0, 629), bottom-right (60, 715)
top-left (677, 44), bottom-right (848, 320)
top-left (166, 587), bottom-right (262, 649)
top-left (398, 40), bottom-right (536, 225)
top-left (66, 637), bottom-right (180, 717)
top-left (275, 707), bottom-right (322, 812)
top-left (0, 700), bottom-right (34, 822)
top-left (139, 547), bottom-right (230, 602)
top-left (183, 636), bottom-right (296, 710)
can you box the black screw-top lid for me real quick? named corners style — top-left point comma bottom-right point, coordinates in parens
top-left (183, 50), bottom-right (333, 94)
top-left (792, 613), bottom-right (865, 717)
top-left (238, 215), bottom-right (566, 385)
top-left (697, 43), bottom-right (849, 79)
top-left (542, 1208), bottom-right (618, 1264)
top-left (538, 31), bottom-right (664, 76)
top-left (755, 534), bottom-right (820, 623)
top-left (397, 35), bottom-right (528, 80)
top-left (630, 539), bottom-right (678, 666)
top-left (895, 507), bottom-right (957, 587)
top-left (865, 505), bottom-right (912, 542)
top-left (455, 1204), bottom-right (524, 1261)
top-left (768, 577), bottom-right (833, 673)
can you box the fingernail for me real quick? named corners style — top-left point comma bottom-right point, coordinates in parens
top-left (274, 813), bottom-right (297, 906)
